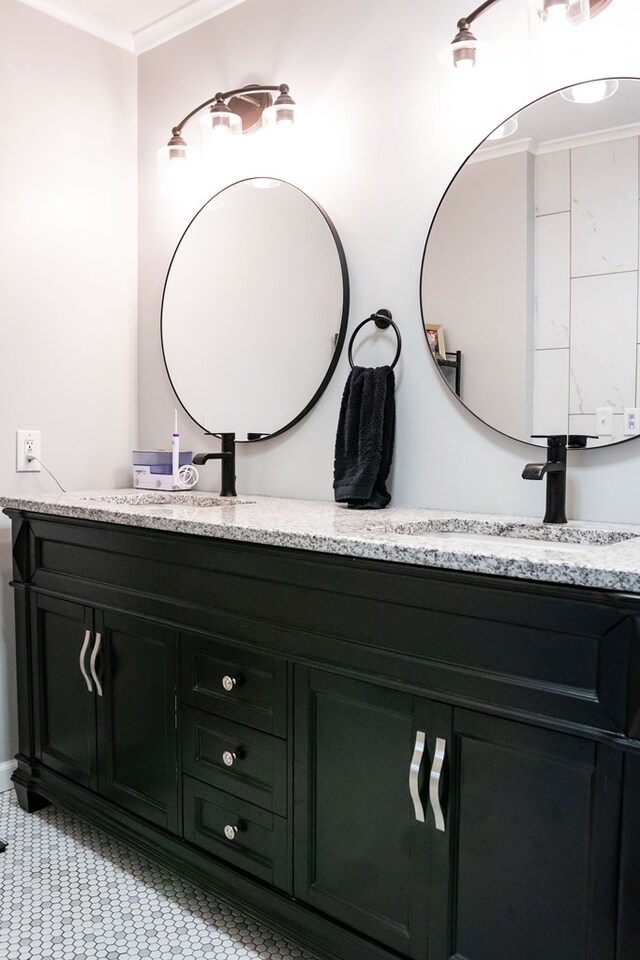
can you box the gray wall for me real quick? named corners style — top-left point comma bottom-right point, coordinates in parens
top-left (0, 0), bottom-right (137, 779)
top-left (138, 0), bottom-right (640, 524)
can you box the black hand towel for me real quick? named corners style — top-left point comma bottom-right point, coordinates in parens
top-left (333, 365), bottom-right (395, 509)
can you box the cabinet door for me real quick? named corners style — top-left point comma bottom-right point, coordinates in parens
top-left (294, 667), bottom-right (449, 959)
top-left (445, 710), bottom-right (622, 960)
top-left (95, 610), bottom-right (179, 833)
top-left (31, 593), bottom-right (97, 789)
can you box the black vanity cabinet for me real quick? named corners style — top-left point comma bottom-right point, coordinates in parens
top-left (28, 591), bottom-right (178, 831)
top-left (293, 669), bottom-right (449, 959)
top-left (445, 711), bottom-right (621, 960)
top-left (6, 510), bottom-right (640, 960)
top-left (294, 670), bottom-right (622, 960)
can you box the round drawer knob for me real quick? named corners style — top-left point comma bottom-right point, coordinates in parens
top-left (223, 824), bottom-right (238, 841)
top-left (222, 750), bottom-right (237, 767)
top-left (221, 675), bottom-right (237, 692)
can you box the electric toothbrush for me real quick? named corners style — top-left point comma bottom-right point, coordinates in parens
top-left (172, 409), bottom-right (180, 489)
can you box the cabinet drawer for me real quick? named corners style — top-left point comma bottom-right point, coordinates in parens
top-left (182, 707), bottom-right (287, 815)
top-left (183, 776), bottom-right (290, 892)
top-left (181, 632), bottom-right (287, 735)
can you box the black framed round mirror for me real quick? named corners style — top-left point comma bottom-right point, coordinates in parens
top-left (162, 178), bottom-right (349, 441)
top-left (421, 77), bottom-right (640, 449)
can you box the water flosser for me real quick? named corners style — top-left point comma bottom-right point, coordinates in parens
top-left (172, 410), bottom-right (180, 489)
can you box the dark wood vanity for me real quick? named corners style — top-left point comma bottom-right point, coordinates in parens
top-left (6, 508), bottom-right (640, 960)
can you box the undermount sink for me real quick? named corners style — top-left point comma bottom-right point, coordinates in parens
top-left (74, 492), bottom-right (255, 508)
top-left (371, 518), bottom-right (639, 547)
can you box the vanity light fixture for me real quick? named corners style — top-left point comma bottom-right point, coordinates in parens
top-left (442, 0), bottom-right (613, 71)
top-left (157, 82), bottom-right (296, 194)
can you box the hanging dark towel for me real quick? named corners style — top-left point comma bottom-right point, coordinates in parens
top-left (333, 365), bottom-right (395, 509)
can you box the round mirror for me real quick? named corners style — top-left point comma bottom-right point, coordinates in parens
top-left (422, 77), bottom-right (640, 448)
top-left (162, 178), bottom-right (349, 440)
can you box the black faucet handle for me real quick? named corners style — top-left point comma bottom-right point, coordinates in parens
top-left (567, 435), bottom-right (598, 449)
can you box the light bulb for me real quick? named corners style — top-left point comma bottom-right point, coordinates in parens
top-left (157, 141), bottom-right (191, 199)
top-left (263, 102), bottom-right (297, 130)
top-left (455, 56), bottom-right (475, 72)
top-left (545, 2), bottom-right (569, 28)
top-left (200, 104), bottom-right (241, 150)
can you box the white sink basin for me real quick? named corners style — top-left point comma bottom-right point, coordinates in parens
top-left (74, 492), bottom-right (255, 508)
top-left (371, 518), bottom-right (639, 547)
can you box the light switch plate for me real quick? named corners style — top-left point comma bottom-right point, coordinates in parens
top-left (595, 406), bottom-right (613, 437)
top-left (623, 407), bottom-right (640, 435)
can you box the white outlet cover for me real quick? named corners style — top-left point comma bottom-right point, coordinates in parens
top-left (16, 429), bottom-right (41, 472)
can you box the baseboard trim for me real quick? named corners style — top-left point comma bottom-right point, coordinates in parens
top-left (0, 760), bottom-right (17, 793)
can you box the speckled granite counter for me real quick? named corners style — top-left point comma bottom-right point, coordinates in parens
top-left (2, 489), bottom-right (640, 593)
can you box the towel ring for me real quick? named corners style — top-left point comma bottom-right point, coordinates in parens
top-left (348, 308), bottom-right (402, 370)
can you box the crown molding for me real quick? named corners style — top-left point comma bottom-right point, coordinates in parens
top-left (15, 0), bottom-right (248, 55)
top-left (134, 0), bottom-right (248, 53)
top-left (470, 120), bottom-right (640, 163)
top-left (470, 138), bottom-right (538, 163)
top-left (16, 0), bottom-right (134, 49)
top-left (536, 120), bottom-right (640, 154)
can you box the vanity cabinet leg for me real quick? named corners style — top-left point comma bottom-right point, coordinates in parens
top-left (14, 783), bottom-right (50, 813)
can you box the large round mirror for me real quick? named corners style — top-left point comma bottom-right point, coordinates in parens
top-left (162, 178), bottom-right (349, 440)
top-left (422, 77), bottom-right (640, 448)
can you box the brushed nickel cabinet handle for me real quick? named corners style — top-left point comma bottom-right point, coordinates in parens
top-left (79, 630), bottom-right (93, 693)
top-left (221, 675), bottom-right (237, 692)
top-left (429, 736), bottom-right (447, 832)
top-left (222, 750), bottom-right (238, 767)
top-left (409, 730), bottom-right (426, 823)
top-left (90, 632), bottom-right (103, 698)
top-left (223, 824), bottom-right (238, 841)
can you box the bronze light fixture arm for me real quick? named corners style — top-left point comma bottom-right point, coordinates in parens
top-left (170, 82), bottom-right (291, 137)
top-left (458, 0), bottom-right (502, 30)
top-left (451, 0), bottom-right (502, 47)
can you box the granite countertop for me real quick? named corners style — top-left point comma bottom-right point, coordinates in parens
top-left (2, 489), bottom-right (640, 593)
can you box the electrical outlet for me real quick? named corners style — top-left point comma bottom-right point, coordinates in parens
top-left (16, 429), bottom-right (41, 472)
top-left (624, 407), bottom-right (640, 436)
top-left (595, 406), bottom-right (613, 437)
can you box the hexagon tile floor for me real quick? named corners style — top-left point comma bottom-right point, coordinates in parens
top-left (0, 789), bottom-right (320, 960)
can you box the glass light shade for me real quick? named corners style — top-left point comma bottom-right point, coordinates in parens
top-left (532, 0), bottom-right (591, 25)
top-left (157, 142), bottom-right (192, 199)
top-left (438, 38), bottom-right (487, 73)
top-left (262, 101), bottom-right (296, 129)
top-left (200, 106), bottom-right (242, 139)
top-left (487, 116), bottom-right (519, 140)
top-left (560, 78), bottom-right (619, 103)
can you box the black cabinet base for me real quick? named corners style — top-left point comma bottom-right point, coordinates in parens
top-left (11, 759), bottom-right (395, 960)
top-left (12, 770), bottom-right (50, 813)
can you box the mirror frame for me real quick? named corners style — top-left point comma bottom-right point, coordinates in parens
top-left (420, 76), bottom-right (640, 450)
top-left (161, 177), bottom-right (350, 442)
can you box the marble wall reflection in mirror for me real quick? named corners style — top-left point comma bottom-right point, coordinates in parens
top-left (162, 178), bottom-right (348, 440)
top-left (422, 78), bottom-right (640, 448)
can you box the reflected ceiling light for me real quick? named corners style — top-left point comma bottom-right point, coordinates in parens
top-left (441, 0), bottom-right (614, 71)
top-left (487, 115), bottom-right (519, 139)
top-left (158, 82), bottom-right (296, 195)
top-left (560, 78), bottom-right (619, 103)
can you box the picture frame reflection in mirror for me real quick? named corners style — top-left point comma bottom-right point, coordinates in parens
top-left (425, 323), bottom-right (446, 359)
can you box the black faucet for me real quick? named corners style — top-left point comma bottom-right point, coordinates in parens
top-left (522, 435), bottom-right (593, 524)
top-left (192, 432), bottom-right (236, 497)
